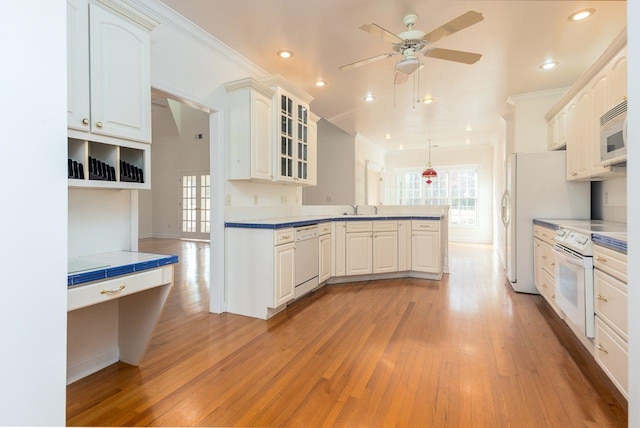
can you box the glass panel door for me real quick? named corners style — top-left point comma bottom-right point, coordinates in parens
top-left (297, 104), bottom-right (308, 180)
top-left (279, 95), bottom-right (294, 179)
top-left (180, 172), bottom-right (211, 240)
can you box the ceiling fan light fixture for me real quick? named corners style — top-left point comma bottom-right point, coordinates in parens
top-left (569, 8), bottom-right (595, 21)
top-left (277, 50), bottom-right (294, 59)
top-left (395, 57), bottom-right (421, 75)
top-left (540, 61), bottom-right (558, 70)
top-left (421, 97), bottom-right (434, 104)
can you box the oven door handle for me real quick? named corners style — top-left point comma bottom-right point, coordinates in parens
top-left (553, 247), bottom-right (584, 267)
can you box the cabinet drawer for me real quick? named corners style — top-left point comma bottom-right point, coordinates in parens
top-left (594, 245), bottom-right (627, 283)
top-left (533, 225), bottom-right (556, 245)
top-left (412, 221), bottom-right (439, 232)
top-left (319, 223), bottom-right (331, 236)
top-left (540, 241), bottom-right (555, 276)
top-left (274, 228), bottom-right (295, 245)
top-left (538, 268), bottom-right (555, 303)
top-left (346, 221), bottom-right (372, 233)
top-left (594, 268), bottom-right (627, 340)
top-left (68, 266), bottom-right (173, 311)
top-left (373, 221), bottom-right (397, 232)
top-left (595, 316), bottom-right (628, 399)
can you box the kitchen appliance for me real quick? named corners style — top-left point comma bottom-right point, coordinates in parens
top-left (501, 151), bottom-right (590, 293)
top-left (600, 99), bottom-right (627, 165)
top-left (294, 224), bottom-right (319, 298)
top-left (554, 228), bottom-right (595, 340)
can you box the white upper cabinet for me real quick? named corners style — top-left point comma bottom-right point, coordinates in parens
top-left (260, 75), bottom-right (316, 186)
top-left (67, 0), bottom-right (155, 144)
top-left (607, 47), bottom-right (627, 110)
top-left (225, 79), bottom-right (275, 181)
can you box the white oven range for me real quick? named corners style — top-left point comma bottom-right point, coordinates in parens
top-left (553, 228), bottom-right (595, 344)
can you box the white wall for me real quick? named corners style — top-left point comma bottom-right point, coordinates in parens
top-left (385, 144), bottom-right (494, 243)
top-left (355, 133), bottom-right (385, 206)
top-left (0, 1), bottom-right (67, 424)
top-left (507, 89), bottom-right (565, 153)
top-left (627, 3), bottom-right (639, 425)
top-left (140, 100), bottom-right (210, 238)
top-left (303, 119), bottom-right (356, 205)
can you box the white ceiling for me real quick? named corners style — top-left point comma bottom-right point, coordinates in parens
top-left (158, 0), bottom-right (626, 152)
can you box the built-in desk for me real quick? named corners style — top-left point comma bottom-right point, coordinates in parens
top-left (67, 251), bottom-right (178, 384)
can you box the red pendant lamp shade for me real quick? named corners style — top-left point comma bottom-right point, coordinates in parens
top-left (422, 139), bottom-right (437, 184)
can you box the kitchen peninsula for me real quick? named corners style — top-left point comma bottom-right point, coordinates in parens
top-left (225, 206), bottom-right (449, 319)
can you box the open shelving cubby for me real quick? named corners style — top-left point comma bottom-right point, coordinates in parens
top-left (67, 137), bottom-right (150, 190)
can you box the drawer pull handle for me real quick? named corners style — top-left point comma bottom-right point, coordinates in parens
top-left (542, 256), bottom-right (547, 259)
top-left (282, 235), bottom-right (290, 239)
top-left (551, 263), bottom-right (555, 267)
top-left (596, 256), bottom-right (607, 263)
top-left (596, 294), bottom-right (608, 302)
top-left (597, 344), bottom-right (609, 355)
top-left (100, 285), bottom-right (125, 295)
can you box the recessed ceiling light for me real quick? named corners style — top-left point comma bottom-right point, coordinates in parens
top-left (540, 61), bottom-right (558, 70)
top-left (277, 50), bottom-right (293, 59)
top-left (363, 94), bottom-right (376, 102)
top-left (465, 139), bottom-right (471, 145)
top-left (314, 80), bottom-right (327, 87)
top-left (421, 97), bottom-right (434, 104)
top-left (385, 133), bottom-right (391, 139)
top-left (569, 8), bottom-right (595, 21)
top-left (465, 124), bottom-right (472, 131)
top-left (399, 145), bottom-right (404, 150)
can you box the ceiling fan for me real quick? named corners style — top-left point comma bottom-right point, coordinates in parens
top-left (339, 11), bottom-right (484, 83)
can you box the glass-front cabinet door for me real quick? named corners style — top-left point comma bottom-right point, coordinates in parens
top-left (297, 104), bottom-right (308, 181)
top-left (279, 94), bottom-right (294, 180)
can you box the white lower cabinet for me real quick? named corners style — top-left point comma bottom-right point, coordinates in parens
top-left (411, 221), bottom-right (441, 274)
top-left (332, 222), bottom-right (346, 277)
top-left (274, 242), bottom-right (295, 307)
top-left (373, 232), bottom-right (398, 273)
top-left (319, 233), bottom-right (331, 283)
top-left (398, 220), bottom-right (411, 271)
top-left (595, 316), bottom-right (628, 399)
top-left (346, 231), bottom-right (373, 276)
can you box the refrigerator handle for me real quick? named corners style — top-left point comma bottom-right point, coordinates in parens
top-left (501, 190), bottom-right (510, 227)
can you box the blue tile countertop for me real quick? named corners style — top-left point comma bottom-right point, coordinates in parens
top-left (68, 251), bottom-right (179, 287)
top-left (225, 215), bottom-right (443, 230)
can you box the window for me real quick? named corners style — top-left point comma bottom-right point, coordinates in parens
top-left (395, 167), bottom-right (479, 225)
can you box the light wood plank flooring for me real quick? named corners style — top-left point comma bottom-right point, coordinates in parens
top-left (67, 239), bottom-right (627, 427)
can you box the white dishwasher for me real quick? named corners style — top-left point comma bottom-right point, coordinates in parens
top-left (294, 225), bottom-right (319, 298)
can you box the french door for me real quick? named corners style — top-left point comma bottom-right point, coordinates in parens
top-left (180, 172), bottom-right (210, 240)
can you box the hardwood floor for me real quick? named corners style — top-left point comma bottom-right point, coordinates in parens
top-left (67, 239), bottom-right (627, 427)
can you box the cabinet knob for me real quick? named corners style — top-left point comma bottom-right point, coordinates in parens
top-left (597, 344), bottom-right (608, 355)
top-left (96, 121), bottom-right (103, 128)
top-left (82, 118), bottom-right (89, 125)
top-left (596, 294), bottom-right (608, 302)
top-left (596, 256), bottom-right (607, 263)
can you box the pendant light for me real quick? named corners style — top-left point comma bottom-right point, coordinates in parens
top-left (422, 139), bottom-right (437, 184)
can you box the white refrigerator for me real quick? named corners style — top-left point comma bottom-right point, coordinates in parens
top-left (501, 151), bottom-right (590, 293)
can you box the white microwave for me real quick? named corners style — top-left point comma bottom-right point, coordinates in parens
top-left (600, 99), bottom-right (627, 165)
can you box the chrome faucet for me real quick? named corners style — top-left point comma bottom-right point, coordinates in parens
top-left (350, 204), bottom-right (359, 215)
top-left (374, 206), bottom-right (378, 215)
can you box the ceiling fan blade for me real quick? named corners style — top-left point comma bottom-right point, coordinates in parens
top-left (394, 72), bottom-right (409, 85)
top-left (423, 48), bottom-right (482, 64)
top-left (359, 23), bottom-right (404, 44)
top-left (339, 53), bottom-right (396, 71)
top-left (422, 10), bottom-right (484, 44)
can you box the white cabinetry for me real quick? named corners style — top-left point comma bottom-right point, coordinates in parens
top-left (411, 221), bottom-right (441, 274)
top-left (66, 0), bottom-right (155, 190)
top-left (593, 243), bottom-right (628, 399)
top-left (225, 78), bottom-right (274, 181)
top-left (226, 227), bottom-right (297, 319)
top-left (533, 224), bottom-right (561, 315)
top-left (319, 224), bottom-right (331, 283)
top-left (346, 222), bottom-right (373, 276)
top-left (260, 75), bottom-right (316, 186)
top-left (373, 221), bottom-right (398, 274)
top-left (397, 220), bottom-right (412, 271)
top-left (67, 0), bottom-right (153, 143)
top-left (332, 221), bottom-right (346, 277)
top-left (546, 33), bottom-right (626, 181)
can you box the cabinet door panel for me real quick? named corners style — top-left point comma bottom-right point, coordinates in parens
top-left (90, 5), bottom-right (151, 142)
top-left (252, 94), bottom-right (273, 180)
top-left (346, 232), bottom-right (372, 275)
top-left (607, 48), bottom-right (627, 110)
top-left (319, 234), bottom-right (331, 283)
top-left (67, 0), bottom-right (91, 131)
top-left (333, 223), bottom-right (346, 277)
top-left (412, 231), bottom-right (440, 273)
top-left (274, 243), bottom-right (295, 306)
top-left (373, 232), bottom-right (398, 274)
